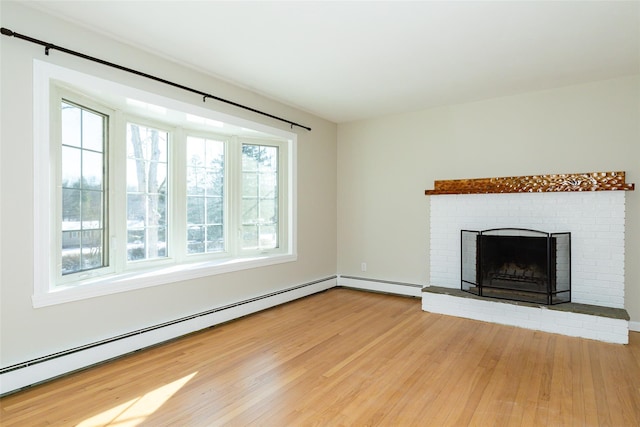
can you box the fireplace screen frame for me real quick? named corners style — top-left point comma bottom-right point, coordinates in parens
top-left (461, 228), bottom-right (571, 305)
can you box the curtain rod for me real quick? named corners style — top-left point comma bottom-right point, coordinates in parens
top-left (1, 27), bottom-right (312, 131)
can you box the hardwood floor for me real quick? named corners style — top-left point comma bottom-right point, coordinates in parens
top-left (2, 288), bottom-right (639, 426)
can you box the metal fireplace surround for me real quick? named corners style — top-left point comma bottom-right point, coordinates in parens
top-left (461, 228), bottom-right (571, 305)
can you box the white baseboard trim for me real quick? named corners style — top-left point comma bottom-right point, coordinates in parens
top-left (337, 275), bottom-right (422, 297)
top-left (0, 277), bottom-right (336, 396)
top-left (630, 321), bottom-right (640, 332)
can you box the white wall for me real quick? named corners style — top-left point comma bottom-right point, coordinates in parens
top-left (0, 2), bottom-right (337, 368)
top-left (338, 75), bottom-right (640, 322)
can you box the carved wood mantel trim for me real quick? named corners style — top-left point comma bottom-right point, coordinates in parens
top-left (425, 171), bottom-right (635, 195)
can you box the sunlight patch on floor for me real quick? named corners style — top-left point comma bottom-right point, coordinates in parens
top-left (77, 372), bottom-right (197, 427)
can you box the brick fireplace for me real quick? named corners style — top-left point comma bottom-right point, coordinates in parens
top-left (422, 172), bottom-right (634, 344)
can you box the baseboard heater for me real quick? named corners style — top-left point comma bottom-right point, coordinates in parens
top-left (0, 276), bottom-right (337, 396)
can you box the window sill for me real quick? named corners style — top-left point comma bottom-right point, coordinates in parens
top-left (33, 253), bottom-right (297, 308)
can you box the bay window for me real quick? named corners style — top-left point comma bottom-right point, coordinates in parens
top-left (34, 60), bottom-right (296, 307)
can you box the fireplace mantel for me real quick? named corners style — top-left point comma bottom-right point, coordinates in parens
top-left (425, 171), bottom-right (634, 195)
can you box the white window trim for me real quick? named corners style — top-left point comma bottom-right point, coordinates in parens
top-left (54, 90), bottom-right (117, 285)
top-left (33, 60), bottom-right (297, 308)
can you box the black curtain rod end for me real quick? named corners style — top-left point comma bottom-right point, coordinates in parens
top-left (1, 27), bottom-right (15, 37)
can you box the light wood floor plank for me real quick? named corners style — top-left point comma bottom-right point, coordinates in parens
top-left (1, 288), bottom-right (639, 426)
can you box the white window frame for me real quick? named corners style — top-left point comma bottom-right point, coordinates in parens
top-left (120, 114), bottom-right (176, 270)
top-left (236, 137), bottom-right (290, 256)
top-left (53, 89), bottom-right (116, 285)
top-left (33, 60), bottom-right (297, 308)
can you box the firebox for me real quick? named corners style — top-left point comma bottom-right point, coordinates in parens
top-left (461, 228), bottom-right (571, 305)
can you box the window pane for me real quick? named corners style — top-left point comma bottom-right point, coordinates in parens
top-left (242, 225), bottom-right (258, 249)
top-left (60, 100), bottom-right (107, 276)
top-left (61, 232), bottom-right (81, 275)
top-left (241, 144), bottom-right (279, 250)
top-left (206, 225), bottom-right (223, 240)
top-left (206, 225), bottom-right (223, 252)
top-left (61, 103), bottom-right (81, 147)
top-left (205, 139), bottom-right (224, 168)
top-left (187, 225), bottom-right (204, 254)
top-left (259, 224), bottom-right (277, 249)
top-left (150, 193), bottom-right (167, 228)
top-left (126, 123), bottom-right (169, 261)
top-left (187, 137), bottom-right (205, 167)
top-left (206, 197), bottom-right (223, 224)
top-left (126, 227), bottom-right (166, 260)
top-left (259, 198), bottom-right (277, 224)
top-left (127, 124), bottom-right (168, 163)
top-left (148, 162), bottom-right (167, 194)
top-left (61, 146), bottom-right (81, 186)
top-left (82, 109), bottom-right (104, 152)
top-left (242, 198), bottom-right (258, 224)
top-left (82, 150), bottom-right (103, 190)
top-left (127, 229), bottom-right (145, 261)
top-left (205, 170), bottom-right (223, 196)
top-left (243, 172), bottom-right (258, 197)
top-left (242, 146), bottom-right (259, 171)
top-left (187, 196), bottom-right (204, 225)
top-left (81, 230), bottom-right (103, 270)
top-left (154, 226), bottom-right (167, 257)
top-left (259, 172), bottom-right (277, 196)
top-left (187, 241), bottom-right (205, 254)
top-left (258, 147), bottom-right (278, 172)
top-left (81, 190), bottom-right (103, 229)
top-left (186, 136), bottom-right (225, 254)
top-left (187, 226), bottom-right (204, 242)
top-left (187, 167), bottom-right (205, 195)
top-left (62, 188), bottom-right (81, 229)
top-left (127, 194), bottom-right (145, 222)
top-left (126, 158), bottom-right (144, 191)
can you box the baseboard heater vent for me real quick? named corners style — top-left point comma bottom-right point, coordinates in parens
top-left (0, 276), bottom-right (336, 395)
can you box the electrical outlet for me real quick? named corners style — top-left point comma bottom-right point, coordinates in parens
top-left (361, 262), bottom-right (367, 272)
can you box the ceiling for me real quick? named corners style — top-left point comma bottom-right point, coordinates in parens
top-left (22, 1), bottom-right (640, 124)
